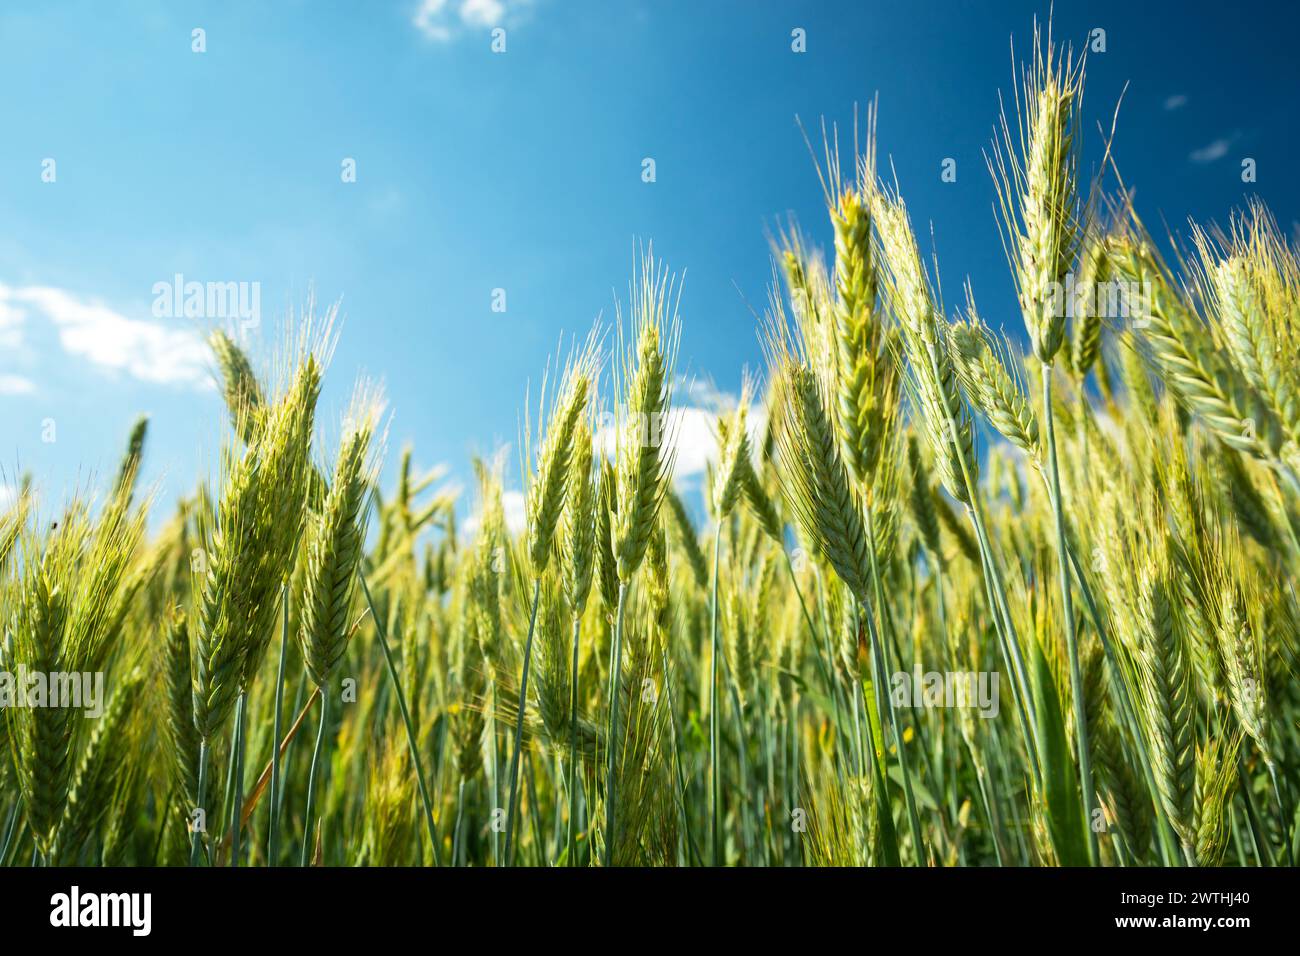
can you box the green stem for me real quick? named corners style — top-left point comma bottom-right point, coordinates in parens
top-left (708, 528), bottom-right (722, 866)
top-left (503, 577), bottom-right (543, 865)
top-left (189, 739), bottom-right (209, 866)
top-left (863, 503), bottom-right (926, 863)
top-left (921, 343), bottom-right (1039, 781)
top-left (301, 683), bottom-right (329, 866)
top-left (783, 553), bottom-right (833, 696)
top-left (1042, 364), bottom-right (1099, 866)
top-left (661, 644), bottom-right (703, 866)
top-left (603, 581), bottom-right (628, 867)
top-left (267, 585), bottom-right (289, 866)
top-left (567, 615), bottom-right (582, 866)
top-left (1267, 761), bottom-right (1293, 866)
top-left (759, 686), bottom-right (776, 865)
top-left (0, 801), bottom-right (21, 865)
top-left (973, 763), bottom-right (1006, 866)
top-left (453, 779), bottom-right (467, 867)
top-left (1238, 753), bottom-right (1273, 866)
top-left (813, 568), bottom-right (855, 789)
top-left (850, 679), bottom-right (867, 779)
top-left (523, 751), bottom-right (546, 864)
top-left (723, 658), bottom-right (755, 861)
top-left (360, 570), bottom-right (444, 866)
top-left (277, 670), bottom-right (309, 825)
top-left (1061, 531), bottom-right (1177, 864)
top-left (229, 692), bottom-right (247, 867)
top-left (783, 553), bottom-right (850, 781)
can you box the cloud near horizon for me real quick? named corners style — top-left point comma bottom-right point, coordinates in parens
top-left (594, 376), bottom-right (768, 507)
top-left (0, 282), bottom-right (212, 389)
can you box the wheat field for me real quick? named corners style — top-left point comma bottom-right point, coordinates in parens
top-left (1, 27), bottom-right (1297, 869)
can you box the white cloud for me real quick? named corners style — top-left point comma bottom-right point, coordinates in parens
top-left (663, 406), bottom-right (720, 481)
top-left (501, 489), bottom-right (526, 535)
top-left (413, 0), bottom-right (453, 41)
top-left (462, 486), bottom-right (526, 537)
top-left (413, 0), bottom-right (534, 42)
top-left (461, 0), bottom-right (507, 26)
top-left (0, 373), bottom-right (36, 395)
top-left (1189, 133), bottom-right (1240, 164)
top-left (0, 282), bottom-right (210, 388)
top-left (594, 376), bottom-right (768, 492)
top-left (0, 484), bottom-right (15, 509)
top-left (676, 376), bottom-right (732, 410)
top-left (0, 298), bottom-right (25, 350)
top-left (667, 377), bottom-right (767, 487)
top-left (1163, 94), bottom-right (1187, 111)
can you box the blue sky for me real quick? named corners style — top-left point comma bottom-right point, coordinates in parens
top-left (2, 0), bottom-right (1296, 524)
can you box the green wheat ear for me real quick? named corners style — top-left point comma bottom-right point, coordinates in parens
top-left (8, 493), bottom-right (145, 859)
top-left (988, 23), bottom-right (1085, 366)
top-left (210, 328), bottom-right (266, 444)
top-left (195, 354), bottom-right (320, 739)
top-left (769, 352), bottom-right (872, 604)
top-left (1068, 233), bottom-right (1107, 377)
top-left (905, 433), bottom-right (942, 561)
top-left (612, 254), bottom-right (680, 584)
top-left (664, 487), bottom-right (710, 588)
top-left (871, 183), bottom-right (976, 503)
top-left (193, 432), bottom-right (262, 740)
top-left (239, 355), bottom-right (321, 689)
top-left (1134, 551), bottom-right (1197, 856)
top-left (113, 415), bottom-right (149, 505)
top-left (711, 393), bottom-right (750, 519)
top-left (1194, 732), bottom-right (1241, 868)
top-left (162, 609), bottom-right (200, 806)
top-left (10, 535), bottom-right (75, 854)
top-left (299, 386), bottom-right (383, 687)
top-left (0, 486), bottom-right (30, 574)
top-left (1198, 204), bottom-right (1300, 451)
top-left (467, 458), bottom-right (506, 667)
top-left (741, 457), bottom-right (784, 546)
top-left (1216, 583), bottom-right (1273, 767)
top-left (594, 459), bottom-right (621, 617)
top-left (526, 340), bottom-right (595, 574)
top-left (1108, 227), bottom-right (1284, 462)
top-left (49, 668), bottom-right (145, 865)
top-left (450, 555), bottom-right (488, 785)
top-left (561, 418), bottom-right (597, 613)
top-left (949, 296), bottom-right (1040, 460)
top-left (531, 575), bottom-right (580, 745)
top-left (807, 118), bottom-right (898, 493)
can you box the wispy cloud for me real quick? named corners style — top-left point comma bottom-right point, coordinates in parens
top-left (0, 298), bottom-right (25, 350)
top-left (413, 0), bottom-right (535, 42)
top-left (0, 373), bottom-right (36, 395)
top-left (1189, 131), bottom-right (1241, 164)
top-left (0, 282), bottom-right (211, 388)
top-left (1163, 93), bottom-right (1187, 111)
